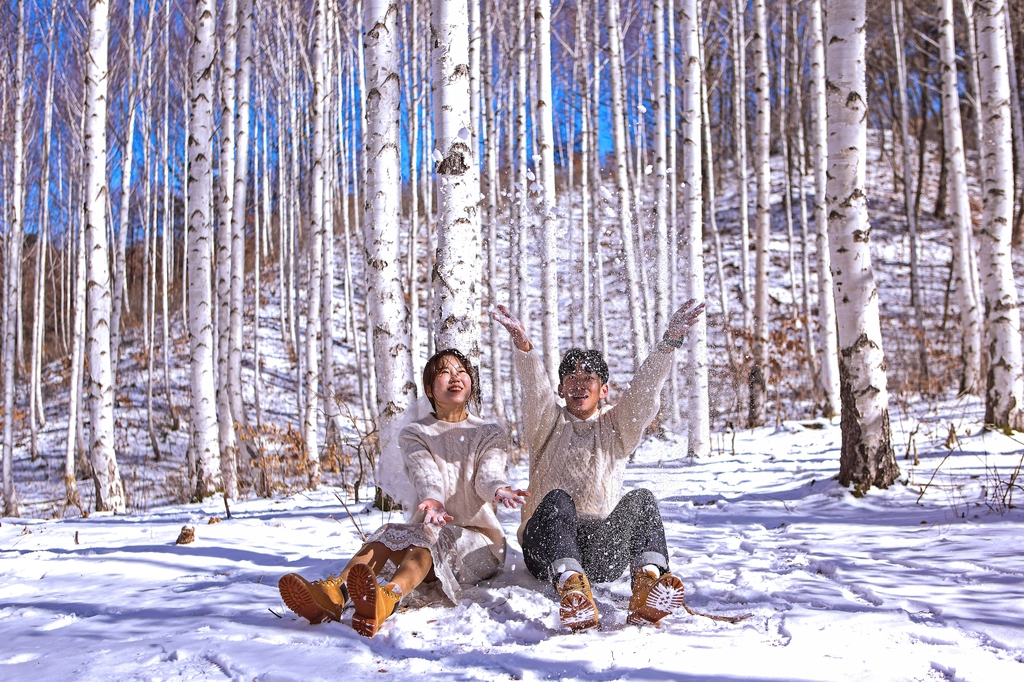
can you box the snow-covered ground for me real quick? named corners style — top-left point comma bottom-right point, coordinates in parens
top-left (3, 397), bottom-right (1023, 681)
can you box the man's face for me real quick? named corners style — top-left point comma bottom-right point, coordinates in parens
top-left (557, 362), bottom-right (609, 420)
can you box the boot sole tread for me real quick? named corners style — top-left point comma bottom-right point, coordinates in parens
top-left (279, 574), bottom-right (338, 625)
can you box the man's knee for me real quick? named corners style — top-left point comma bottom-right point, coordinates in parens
top-left (538, 488), bottom-right (576, 515)
top-left (623, 488), bottom-right (659, 512)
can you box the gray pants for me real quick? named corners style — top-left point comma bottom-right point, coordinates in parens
top-left (521, 488), bottom-right (670, 586)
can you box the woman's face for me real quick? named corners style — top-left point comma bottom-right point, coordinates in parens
top-left (428, 355), bottom-right (473, 411)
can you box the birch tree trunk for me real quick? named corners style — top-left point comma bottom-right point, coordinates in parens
top-left (230, 0), bottom-right (255, 436)
top-left (2, 0), bottom-right (27, 517)
top-left (939, 0), bottom-right (983, 395)
top-left (364, 0), bottom-right (415, 433)
top-left (216, 0), bottom-right (239, 498)
top-left (65, 193), bottom-right (87, 512)
top-left (1002, 1), bottom-right (1024, 244)
top-left (826, 0), bottom-right (899, 489)
top-left (809, 0), bottom-right (841, 418)
top-left (701, 35), bottom-right (734, 370)
top-left (431, 0), bottom-right (482, 361)
top-left (483, 0), bottom-right (506, 420)
top-left (748, 0), bottom-right (771, 428)
top-left (975, 0), bottom-right (1024, 429)
top-left (187, 0), bottom-right (222, 500)
top-left (161, 0), bottom-right (177, 431)
top-left (304, 0), bottom-right (328, 487)
top-left (681, 0), bottom-right (710, 456)
top-left (535, 0), bottom-right (560, 384)
top-left (31, 3), bottom-right (57, 460)
top-left (591, 6), bottom-right (609, 360)
top-left (790, 1), bottom-right (816, 364)
top-left (891, 0), bottom-right (930, 389)
top-left (84, 0), bottom-right (127, 513)
top-left (653, 0), bottom-right (669, 343)
top-left (110, 0), bottom-right (136, 382)
top-left (732, 0), bottom-right (752, 329)
top-left (607, 0), bottom-right (648, 369)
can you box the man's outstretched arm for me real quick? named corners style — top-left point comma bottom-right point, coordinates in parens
top-left (611, 300), bottom-right (707, 454)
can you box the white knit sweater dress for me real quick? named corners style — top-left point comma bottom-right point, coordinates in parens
top-left (365, 413), bottom-right (510, 603)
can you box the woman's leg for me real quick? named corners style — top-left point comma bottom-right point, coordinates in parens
top-left (340, 541), bottom-right (434, 595)
top-left (338, 541), bottom-right (402, 582)
top-left (390, 546), bottom-right (433, 595)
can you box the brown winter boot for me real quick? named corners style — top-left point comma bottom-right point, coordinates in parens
top-left (346, 563), bottom-right (401, 638)
top-left (627, 568), bottom-right (685, 627)
top-left (278, 573), bottom-right (348, 624)
top-left (557, 572), bottom-right (600, 632)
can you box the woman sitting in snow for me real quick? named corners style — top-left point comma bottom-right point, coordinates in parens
top-left (278, 348), bottom-right (528, 638)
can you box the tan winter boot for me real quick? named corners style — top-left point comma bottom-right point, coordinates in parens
top-left (346, 563), bottom-right (401, 638)
top-left (627, 568), bottom-right (685, 626)
top-left (557, 572), bottom-right (600, 632)
top-left (279, 573), bottom-right (348, 624)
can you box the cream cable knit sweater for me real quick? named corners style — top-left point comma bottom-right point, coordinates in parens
top-left (400, 414), bottom-right (510, 559)
top-left (513, 347), bottom-right (673, 542)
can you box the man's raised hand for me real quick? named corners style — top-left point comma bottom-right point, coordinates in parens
top-left (662, 299), bottom-right (706, 349)
top-left (418, 498), bottom-right (454, 526)
top-left (490, 305), bottom-right (532, 352)
top-left (493, 486), bottom-right (530, 509)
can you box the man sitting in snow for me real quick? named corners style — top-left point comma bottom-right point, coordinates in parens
top-left (491, 299), bottom-right (705, 632)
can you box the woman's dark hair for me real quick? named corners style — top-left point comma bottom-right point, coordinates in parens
top-left (558, 348), bottom-right (609, 385)
top-left (422, 348), bottom-right (481, 413)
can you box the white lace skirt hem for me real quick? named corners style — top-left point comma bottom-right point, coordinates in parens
top-left (365, 522), bottom-right (501, 604)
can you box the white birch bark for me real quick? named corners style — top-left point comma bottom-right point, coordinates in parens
top-left (591, 6), bottom-right (609, 360)
top-left (513, 0), bottom-right (529, 357)
top-left (364, 0), bottom-right (415, 431)
top-left (974, 0), bottom-right (1024, 429)
top-left (161, 0), bottom-right (177, 431)
top-left (402, 2), bottom-right (423, 383)
top-left (483, 0), bottom-right (506, 420)
top-left (939, 0), bottom-right (983, 395)
top-left (322, 3), bottom-right (340, 444)
top-left (2, 0), bottom-right (27, 516)
top-left (681, 0), bottom-right (709, 456)
top-left (230, 0), bottom-right (254, 435)
top-left (809, 0), bottom-right (841, 418)
top-left (110, 0), bottom-right (136, 382)
top-left (826, 0), bottom-right (899, 489)
top-left (65, 191), bottom-right (87, 512)
top-left (748, 0), bottom-right (770, 428)
top-left (1002, 1), bottom-right (1024, 243)
top-left (732, 0), bottom-right (752, 329)
top-left (790, 1), bottom-right (815, 363)
top-left (216, 0), bottom-right (239, 498)
top-left (431, 0), bottom-right (482, 362)
top-left (653, 0), bottom-right (669, 342)
top-left (187, 0), bottom-right (222, 499)
top-left (891, 0), bottom-right (930, 388)
top-left (30, 4), bottom-right (59, 462)
top-left (535, 0), bottom-right (560, 384)
top-left (607, 0), bottom-right (648, 368)
top-left (83, 0), bottom-right (126, 513)
top-left (303, 0), bottom-right (328, 486)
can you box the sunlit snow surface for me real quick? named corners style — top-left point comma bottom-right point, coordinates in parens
top-left (3, 406), bottom-right (1023, 681)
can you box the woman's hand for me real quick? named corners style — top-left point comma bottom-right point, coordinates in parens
top-left (493, 486), bottom-right (530, 509)
top-left (418, 498), bottom-right (454, 526)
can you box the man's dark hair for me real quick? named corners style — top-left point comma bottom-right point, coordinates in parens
top-left (558, 348), bottom-right (609, 385)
